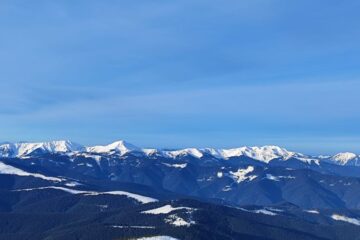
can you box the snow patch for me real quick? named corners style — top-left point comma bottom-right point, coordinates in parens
top-left (305, 210), bottom-right (320, 214)
top-left (230, 166), bottom-right (257, 183)
top-left (240, 208), bottom-right (277, 216)
top-left (222, 186), bottom-right (232, 191)
top-left (266, 207), bottom-right (284, 212)
top-left (163, 163), bottom-right (187, 169)
top-left (165, 214), bottom-right (195, 227)
top-left (13, 186), bottom-right (86, 194)
top-left (134, 237), bottom-right (179, 240)
top-left (331, 214), bottom-right (360, 226)
top-left (65, 181), bottom-right (82, 187)
top-left (78, 153), bottom-right (102, 164)
top-left (252, 209), bottom-right (278, 216)
top-left (14, 187), bottom-right (157, 204)
top-left (85, 191), bottom-right (158, 204)
top-left (295, 157), bottom-right (320, 165)
top-left (112, 225), bottom-right (155, 229)
top-left (0, 162), bottom-right (64, 182)
top-left (142, 205), bottom-right (194, 215)
top-left (265, 174), bottom-right (295, 181)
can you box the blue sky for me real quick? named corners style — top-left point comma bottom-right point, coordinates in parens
top-left (1, 1), bottom-right (360, 154)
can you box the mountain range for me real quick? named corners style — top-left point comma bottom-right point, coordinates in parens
top-left (0, 140), bottom-right (359, 239)
top-left (1, 140), bottom-right (359, 166)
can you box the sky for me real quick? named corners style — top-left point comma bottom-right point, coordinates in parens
top-left (0, 0), bottom-right (360, 154)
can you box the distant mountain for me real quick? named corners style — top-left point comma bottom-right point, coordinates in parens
top-left (327, 152), bottom-right (360, 166)
top-left (0, 139), bottom-right (359, 209)
top-left (86, 140), bottom-right (141, 155)
top-left (0, 140), bottom-right (85, 158)
top-left (0, 140), bottom-right (358, 166)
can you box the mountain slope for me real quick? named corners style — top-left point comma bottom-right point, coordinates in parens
top-left (0, 142), bottom-right (359, 239)
top-left (1, 152), bottom-right (360, 209)
top-left (0, 174), bottom-right (359, 240)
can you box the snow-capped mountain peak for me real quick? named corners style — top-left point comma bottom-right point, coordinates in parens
top-left (41, 140), bottom-right (84, 153)
top-left (163, 148), bottom-right (204, 159)
top-left (219, 145), bottom-right (296, 163)
top-left (0, 140), bottom-right (359, 167)
top-left (159, 145), bottom-right (300, 163)
top-left (86, 140), bottom-right (140, 155)
top-left (0, 140), bottom-right (84, 158)
top-left (330, 152), bottom-right (359, 166)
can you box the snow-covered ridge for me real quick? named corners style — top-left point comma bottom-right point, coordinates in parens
top-left (0, 140), bottom-right (84, 158)
top-left (219, 145), bottom-right (298, 163)
top-left (0, 162), bottom-right (64, 182)
top-left (331, 214), bottom-right (360, 226)
top-left (329, 152), bottom-right (360, 166)
top-left (14, 187), bottom-right (158, 204)
top-left (0, 140), bottom-right (359, 166)
top-left (86, 140), bottom-right (140, 155)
